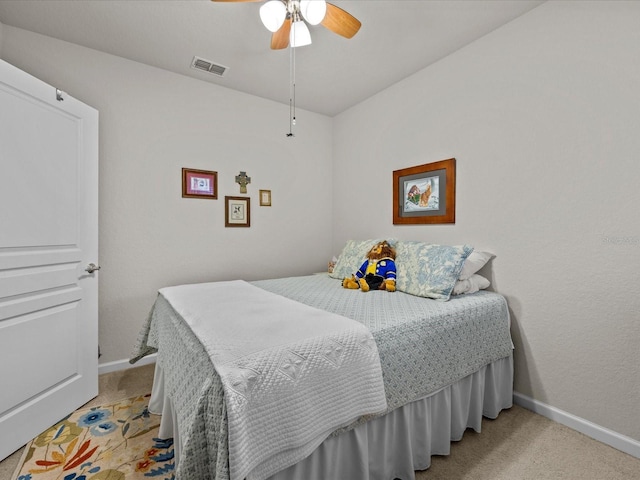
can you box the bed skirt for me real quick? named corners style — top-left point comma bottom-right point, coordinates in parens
top-left (149, 354), bottom-right (513, 480)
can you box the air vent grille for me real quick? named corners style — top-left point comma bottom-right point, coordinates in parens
top-left (191, 56), bottom-right (228, 77)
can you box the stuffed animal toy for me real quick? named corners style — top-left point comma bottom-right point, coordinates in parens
top-left (342, 240), bottom-right (397, 292)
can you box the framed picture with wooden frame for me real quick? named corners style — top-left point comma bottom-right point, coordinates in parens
top-left (259, 189), bottom-right (272, 206)
top-left (225, 196), bottom-right (250, 227)
top-left (393, 158), bottom-right (456, 224)
top-left (182, 168), bottom-right (217, 199)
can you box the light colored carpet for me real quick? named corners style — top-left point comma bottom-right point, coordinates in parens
top-left (2, 363), bottom-right (638, 480)
top-left (416, 404), bottom-right (639, 480)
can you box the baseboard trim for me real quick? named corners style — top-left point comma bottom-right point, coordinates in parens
top-left (513, 392), bottom-right (640, 459)
top-left (98, 353), bottom-right (157, 375)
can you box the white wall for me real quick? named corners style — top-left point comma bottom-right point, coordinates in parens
top-left (0, 26), bottom-right (334, 364)
top-left (333, 1), bottom-right (640, 442)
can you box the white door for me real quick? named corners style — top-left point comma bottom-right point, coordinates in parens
top-left (0, 59), bottom-right (99, 460)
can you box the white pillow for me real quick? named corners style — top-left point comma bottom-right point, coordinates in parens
top-left (458, 251), bottom-right (495, 280)
top-left (452, 274), bottom-right (491, 295)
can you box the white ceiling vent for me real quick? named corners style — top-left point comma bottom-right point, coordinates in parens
top-left (191, 56), bottom-right (228, 77)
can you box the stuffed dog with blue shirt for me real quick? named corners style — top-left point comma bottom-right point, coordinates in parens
top-left (342, 240), bottom-right (397, 292)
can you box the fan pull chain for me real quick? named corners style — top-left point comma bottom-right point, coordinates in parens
top-left (287, 24), bottom-right (296, 137)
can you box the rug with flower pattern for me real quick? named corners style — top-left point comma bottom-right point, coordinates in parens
top-left (12, 394), bottom-right (174, 480)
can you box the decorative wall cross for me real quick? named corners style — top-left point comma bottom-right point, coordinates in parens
top-left (235, 171), bottom-right (251, 194)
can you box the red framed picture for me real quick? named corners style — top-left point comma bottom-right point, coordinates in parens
top-left (182, 168), bottom-right (217, 199)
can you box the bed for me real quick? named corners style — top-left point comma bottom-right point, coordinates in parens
top-left (130, 241), bottom-right (514, 480)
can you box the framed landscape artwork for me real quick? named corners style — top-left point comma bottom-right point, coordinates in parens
top-left (393, 158), bottom-right (456, 224)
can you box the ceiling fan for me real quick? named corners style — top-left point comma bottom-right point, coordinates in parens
top-left (211, 0), bottom-right (362, 49)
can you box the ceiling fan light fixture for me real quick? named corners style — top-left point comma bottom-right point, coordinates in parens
top-left (290, 20), bottom-right (311, 47)
top-left (259, 0), bottom-right (287, 33)
top-left (299, 0), bottom-right (327, 26)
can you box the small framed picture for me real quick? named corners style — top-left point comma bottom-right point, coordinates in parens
top-left (259, 189), bottom-right (272, 206)
top-left (182, 168), bottom-right (217, 199)
top-left (225, 196), bottom-right (250, 227)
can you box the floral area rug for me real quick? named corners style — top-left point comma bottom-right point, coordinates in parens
top-left (12, 394), bottom-right (174, 480)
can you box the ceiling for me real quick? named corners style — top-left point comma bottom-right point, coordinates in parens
top-left (0, 0), bottom-right (544, 116)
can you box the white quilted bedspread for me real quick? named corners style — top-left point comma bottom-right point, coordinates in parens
top-left (158, 280), bottom-right (387, 480)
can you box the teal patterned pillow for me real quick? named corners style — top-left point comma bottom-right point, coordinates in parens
top-left (395, 242), bottom-right (474, 301)
top-left (329, 239), bottom-right (397, 279)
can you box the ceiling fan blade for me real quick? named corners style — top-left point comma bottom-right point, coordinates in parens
top-left (271, 18), bottom-right (291, 50)
top-left (321, 3), bottom-right (361, 39)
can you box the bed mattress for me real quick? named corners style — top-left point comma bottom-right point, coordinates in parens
top-left (131, 273), bottom-right (513, 480)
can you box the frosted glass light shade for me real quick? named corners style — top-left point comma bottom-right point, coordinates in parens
top-left (259, 1), bottom-right (287, 32)
top-left (290, 20), bottom-right (312, 47)
top-left (300, 0), bottom-right (327, 25)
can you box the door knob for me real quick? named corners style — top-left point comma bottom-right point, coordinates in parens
top-left (85, 263), bottom-right (101, 273)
